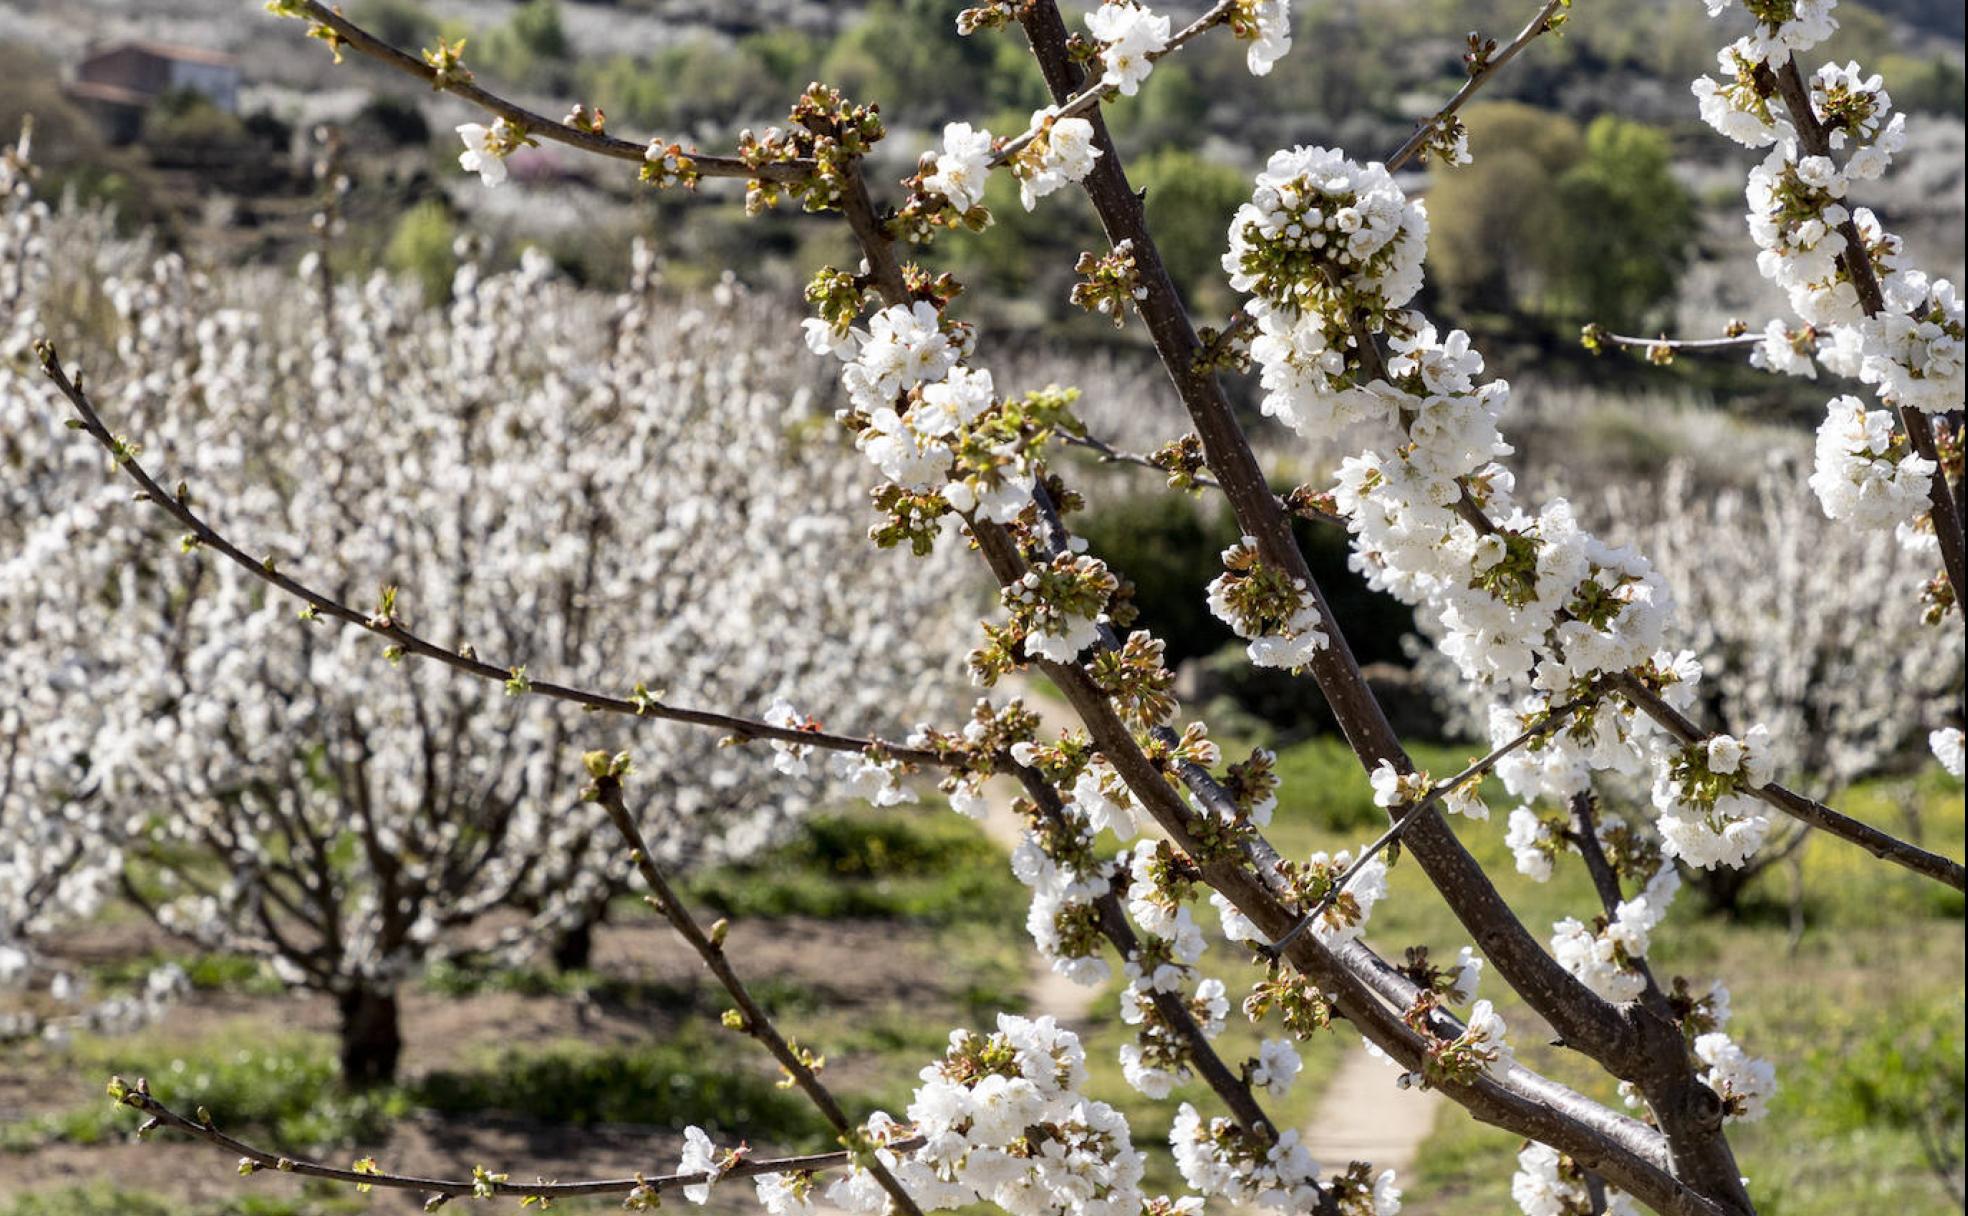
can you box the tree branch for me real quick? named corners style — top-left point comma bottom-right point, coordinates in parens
top-left (107, 1076), bottom-right (911, 1204)
top-left (1015, 0), bottom-right (1640, 1084)
top-left (287, 0), bottom-right (810, 183)
top-left (1769, 55), bottom-right (1967, 609)
top-left (1615, 674), bottom-right (1965, 889)
top-left (34, 345), bottom-right (952, 771)
top-left (585, 757), bottom-right (925, 1216)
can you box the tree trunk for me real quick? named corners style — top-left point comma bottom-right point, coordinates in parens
top-left (548, 900), bottom-right (609, 973)
top-left (336, 985), bottom-right (402, 1088)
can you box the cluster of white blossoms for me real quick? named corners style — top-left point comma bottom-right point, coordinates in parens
top-left (924, 122), bottom-right (996, 213)
top-left (1086, 3), bottom-right (1171, 96)
top-left (1011, 802), bottom-right (1121, 989)
top-left (1228, 146), bottom-right (1430, 439)
top-left (1653, 728), bottom-right (1777, 871)
top-left (1218, 134), bottom-right (1816, 876)
top-left (1701, 0), bottom-right (1838, 70)
top-left (1692, 1031), bottom-right (1779, 1122)
top-left (819, 1015), bottom-right (1152, 1216)
top-left (1015, 109), bottom-right (1102, 210)
top-left (1932, 727), bottom-right (1965, 779)
top-left (1171, 1104), bottom-right (1327, 1211)
top-left (1549, 868), bottom-right (1680, 1004)
top-left (1510, 1142), bottom-right (1642, 1216)
top-left (1202, 114), bottom-right (1794, 1176)
top-left (1235, 0), bottom-right (1294, 77)
top-left (1806, 395), bottom-right (1935, 528)
top-left (1692, 1), bottom-right (1964, 545)
top-left (1205, 537), bottom-right (1330, 669)
top-left (812, 302), bottom-right (1056, 534)
top-left (455, 118), bottom-right (527, 188)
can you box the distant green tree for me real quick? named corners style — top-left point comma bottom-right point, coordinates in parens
top-left (581, 40), bottom-right (784, 135)
top-left (1428, 102), bottom-right (1694, 326)
top-left (480, 0), bottom-right (571, 89)
top-left (1427, 101), bottom-right (1582, 317)
top-left (384, 199), bottom-right (458, 304)
top-left (350, 0), bottom-right (436, 50)
top-left (1104, 62), bottom-right (1208, 154)
top-left (1132, 148), bottom-right (1249, 317)
top-left (1546, 115), bottom-right (1697, 325)
top-left (820, 0), bottom-right (1038, 126)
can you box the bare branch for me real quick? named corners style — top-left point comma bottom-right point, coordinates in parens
top-left (107, 1076), bottom-right (908, 1204)
top-left (585, 757), bottom-right (926, 1216)
top-left (33, 345), bottom-right (953, 770)
top-left (286, 0), bottom-right (810, 183)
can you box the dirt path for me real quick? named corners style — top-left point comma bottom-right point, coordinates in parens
top-left (1299, 1046), bottom-right (1444, 1176)
top-left (984, 683), bottom-right (1439, 1174)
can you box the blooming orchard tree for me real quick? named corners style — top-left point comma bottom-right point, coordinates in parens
top-left (1417, 455), bottom-right (1960, 908)
top-left (14, 0), bottom-right (1966, 1213)
top-left (0, 146), bottom-right (969, 1082)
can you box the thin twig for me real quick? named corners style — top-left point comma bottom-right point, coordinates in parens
top-left (585, 757), bottom-right (925, 1216)
top-left (290, 0), bottom-right (809, 183)
top-left (34, 345), bottom-right (951, 770)
top-left (1262, 685), bottom-right (1604, 957)
top-left (108, 1078), bottom-right (912, 1203)
top-left (1384, 0), bottom-right (1576, 172)
top-left (1591, 332), bottom-right (1768, 353)
top-left (988, 2), bottom-right (1238, 167)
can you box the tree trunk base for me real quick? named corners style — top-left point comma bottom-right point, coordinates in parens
top-left (336, 986), bottom-right (402, 1088)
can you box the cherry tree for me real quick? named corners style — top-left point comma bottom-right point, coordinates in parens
top-left (2, 144), bottom-right (970, 1082)
top-left (17, 0), bottom-right (1966, 1213)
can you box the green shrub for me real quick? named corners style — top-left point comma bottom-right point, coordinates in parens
top-left (412, 1035), bottom-right (825, 1145)
top-left (90, 951), bottom-right (282, 997)
top-left (5, 1037), bottom-right (408, 1153)
top-left (683, 807), bottom-right (1023, 925)
top-left (0, 1185), bottom-right (341, 1216)
top-left (384, 199), bottom-right (458, 304)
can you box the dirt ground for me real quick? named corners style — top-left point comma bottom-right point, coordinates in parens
top-left (0, 911), bottom-right (994, 1214)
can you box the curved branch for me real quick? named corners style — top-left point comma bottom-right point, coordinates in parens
top-left (109, 1078), bottom-right (910, 1202)
top-left (35, 346), bottom-right (952, 770)
top-left (1616, 674), bottom-right (1965, 889)
top-left (287, 0), bottom-right (810, 183)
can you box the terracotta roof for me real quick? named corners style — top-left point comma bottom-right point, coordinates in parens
top-left (63, 79), bottom-right (152, 108)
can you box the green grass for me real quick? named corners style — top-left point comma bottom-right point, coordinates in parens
top-left (89, 950), bottom-right (285, 997)
top-left (1366, 760), bottom-right (1968, 1215)
top-left (683, 803), bottom-right (1026, 926)
top-left (420, 958), bottom-right (824, 1019)
top-left (5, 1024), bottom-right (826, 1157)
top-left (412, 1030), bottom-right (829, 1148)
top-left (1, 1027), bottom-right (410, 1154)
